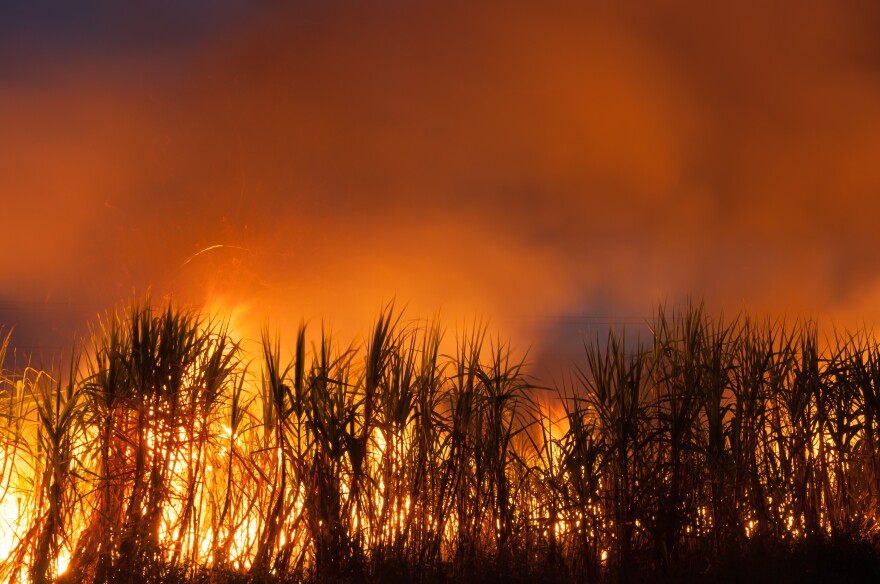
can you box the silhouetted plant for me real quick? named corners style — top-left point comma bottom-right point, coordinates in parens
top-left (0, 301), bottom-right (878, 583)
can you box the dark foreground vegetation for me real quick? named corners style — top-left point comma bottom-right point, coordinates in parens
top-left (1, 300), bottom-right (880, 583)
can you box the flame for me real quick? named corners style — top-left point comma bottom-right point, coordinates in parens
top-left (0, 303), bottom-right (879, 580)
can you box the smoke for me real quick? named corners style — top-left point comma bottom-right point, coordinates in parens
top-left (2, 0), bottom-right (880, 372)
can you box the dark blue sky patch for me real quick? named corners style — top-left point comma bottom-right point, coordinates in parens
top-left (0, 1), bottom-right (262, 58)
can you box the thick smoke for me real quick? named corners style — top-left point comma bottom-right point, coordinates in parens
top-left (2, 0), bottom-right (880, 372)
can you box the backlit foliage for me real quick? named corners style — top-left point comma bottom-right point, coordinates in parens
top-left (1, 301), bottom-right (879, 582)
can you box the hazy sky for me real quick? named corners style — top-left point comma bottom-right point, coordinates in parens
top-left (2, 1), bottom-right (880, 372)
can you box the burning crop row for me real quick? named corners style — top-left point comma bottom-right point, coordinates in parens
top-left (0, 302), bottom-right (879, 582)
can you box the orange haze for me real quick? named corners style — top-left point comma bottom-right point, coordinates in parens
top-left (2, 0), bottom-right (880, 374)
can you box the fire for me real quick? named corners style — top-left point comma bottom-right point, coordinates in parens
top-left (0, 303), bottom-right (879, 581)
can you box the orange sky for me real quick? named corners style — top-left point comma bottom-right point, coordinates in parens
top-left (2, 0), bottom-right (880, 373)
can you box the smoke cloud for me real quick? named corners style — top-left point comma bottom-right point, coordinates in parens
top-left (2, 0), bottom-right (880, 373)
